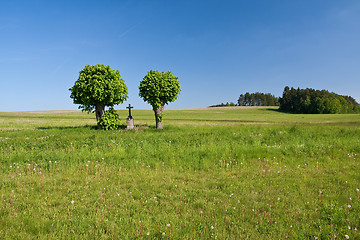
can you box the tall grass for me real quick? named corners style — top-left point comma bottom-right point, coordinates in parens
top-left (0, 108), bottom-right (359, 239)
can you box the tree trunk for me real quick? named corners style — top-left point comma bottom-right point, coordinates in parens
top-left (95, 105), bottom-right (105, 129)
top-left (154, 104), bottom-right (165, 129)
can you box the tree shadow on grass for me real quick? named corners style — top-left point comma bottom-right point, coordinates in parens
top-left (36, 124), bottom-right (129, 131)
top-left (37, 125), bottom-right (97, 130)
top-left (35, 124), bottom-right (160, 131)
top-left (265, 108), bottom-right (288, 113)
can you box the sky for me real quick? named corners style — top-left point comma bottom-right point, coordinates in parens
top-left (1, 0), bottom-right (360, 111)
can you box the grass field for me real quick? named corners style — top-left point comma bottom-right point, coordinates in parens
top-left (0, 107), bottom-right (359, 239)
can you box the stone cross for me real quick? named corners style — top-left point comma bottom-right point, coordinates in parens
top-left (126, 104), bottom-right (133, 119)
top-left (126, 104), bottom-right (134, 130)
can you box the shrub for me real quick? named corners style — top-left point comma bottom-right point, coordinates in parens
top-left (98, 109), bottom-right (121, 130)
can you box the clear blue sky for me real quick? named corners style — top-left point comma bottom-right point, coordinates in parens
top-left (1, 0), bottom-right (359, 111)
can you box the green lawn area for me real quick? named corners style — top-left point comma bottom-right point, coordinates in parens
top-left (0, 107), bottom-right (359, 239)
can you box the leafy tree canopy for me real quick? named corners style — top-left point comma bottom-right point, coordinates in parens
top-left (69, 64), bottom-right (128, 113)
top-left (139, 70), bottom-right (180, 110)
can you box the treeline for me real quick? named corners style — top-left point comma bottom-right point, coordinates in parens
top-left (209, 102), bottom-right (237, 107)
top-left (238, 92), bottom-right (279, 106)
top-left (209, 87), bottom-right (359, 114)
top-left (210, 92), bottom-right (279, 107)
top-left (279, 86), bottom-right (360, 114)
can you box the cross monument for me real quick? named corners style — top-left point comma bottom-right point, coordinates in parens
top-left (126, 104), bottom-right (134, 130)
top-left (126, 104), bottom-right (133, 119)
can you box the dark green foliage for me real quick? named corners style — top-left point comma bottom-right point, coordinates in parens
top-left (98, 109), bottom-right (121, 130)
top-left (237, 92), bottom-right (279, 106)
top-left (209, 102), bottom-right (237, 107)
top-left (210, 92), bottom-right (279, 107)
top-left (279, 86), bottom-right (360, 114)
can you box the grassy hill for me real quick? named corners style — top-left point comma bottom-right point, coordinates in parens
top-left (0, 107), bottom-right (359, 239)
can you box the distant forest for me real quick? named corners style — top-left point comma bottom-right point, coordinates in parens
top-left (210, 87), bottom-right (359, 114)
top-left (279, 86), bottom-right (360, 114)
top-left (210, 92), bottom-right (279, 107)
top-left (238, 92), bottom-right (279, 106)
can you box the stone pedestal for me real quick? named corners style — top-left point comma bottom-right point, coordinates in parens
top-left (126, 117), bottom-right (134, 130)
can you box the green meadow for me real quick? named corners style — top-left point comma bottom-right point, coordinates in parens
top-left (0, 107), bottom-right (359, 239)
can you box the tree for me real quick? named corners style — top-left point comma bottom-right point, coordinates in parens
top-left (238, 94), bottom-right (245, 106)
top-left (139, 70), bottom-right (180, 129)
top-left (69, 64), bottom-right (128, 128)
